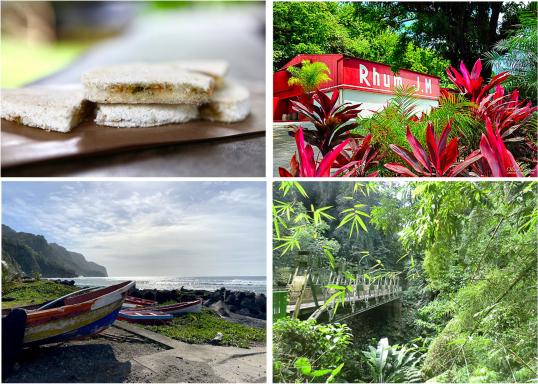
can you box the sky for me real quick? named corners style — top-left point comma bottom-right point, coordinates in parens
top-left (2, 181), bottom-right (266, 277)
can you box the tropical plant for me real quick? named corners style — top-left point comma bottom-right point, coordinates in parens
top-left (384, 121), bottom-right (482, 177)
top-left (291, 90), bottom-right (362, 155)
top-left (477, 85), bottom-right (537, 136)
top-left (293, 357), bottom-right (344, 383)
top-left (478, 118), bottom-right (523, 177)
top-left (333, 135), bottom-right (380, 177)
top-left (278, 128), bottom-right (350, 177)
top-left (362, 338), bottom-right (423, 383)
top-left (445, 58), bottom-right (509, 103)
top-left (484, 4), bottom-right (538, 101)
top-left (287, 60), bottom-right (332, 94)
top-left (358, 86), bottom-right (479, 163)
top-left (273, 317), bottom-right (352, 383)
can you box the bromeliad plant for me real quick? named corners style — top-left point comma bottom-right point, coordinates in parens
top-left (290, 90), bottom-right (362, 155)
top-left (278, 128), bottom-right (350, 177)
top-left (478, 85), bottom-right (538, 136)
top-left (445, 59), bottom-right (509, 104)
top-left (384, 121), bottom-right (482, 177)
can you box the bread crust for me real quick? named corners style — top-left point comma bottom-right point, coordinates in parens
top-left (1, 85), bottom-right (87, 132)
top-left (95, 103), bottom-right (199, 128)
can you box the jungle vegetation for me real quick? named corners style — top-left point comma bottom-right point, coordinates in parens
top-left (273, 181), bottom-right (537, 383)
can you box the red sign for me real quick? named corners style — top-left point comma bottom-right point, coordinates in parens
top-left (341, 58), bottom-right (440, 99)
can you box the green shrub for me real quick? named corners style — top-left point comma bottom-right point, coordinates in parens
top-left (273, 317), bottom-right (352, 383)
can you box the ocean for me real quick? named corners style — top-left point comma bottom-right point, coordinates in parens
top-left (52, 276), bottom-right (267, 294)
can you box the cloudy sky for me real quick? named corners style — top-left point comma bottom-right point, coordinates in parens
top-left (2, 181), bottom-right (266, 277)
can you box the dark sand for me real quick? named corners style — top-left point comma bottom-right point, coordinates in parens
top-left (6, 324), bottom-right (265, 383)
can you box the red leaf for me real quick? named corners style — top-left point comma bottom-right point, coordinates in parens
top-left (471, 59), bottom-right (482, 80)
top-left (384, 163), bottom-right (418, 177)
top-left (447, 150), bottom-right (482, 177)
top-left (278, 168), bottom-right (294, 177)
top-left (425, 122), bottom-right (439, 170)
top-left (317, 138), bottom-right (351, 176)
top-left (389, 144), bottom-right (428, 175)
top-left (439, 137), bottom-right (459, 175)
top-left (405, 127), bottom-right (431, 172)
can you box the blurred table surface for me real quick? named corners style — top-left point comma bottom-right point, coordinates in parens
top-left (2, 4), bottom-right (266, 177)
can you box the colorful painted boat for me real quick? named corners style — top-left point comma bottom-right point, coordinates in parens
top-left (123, 296), bottom-right (158, 308)
top-left (117, 309), bottom-right (173, 324)
top-left (145, 298), bottom-right (203, 316)
top-left (3, 281), bottom-right (134, 347)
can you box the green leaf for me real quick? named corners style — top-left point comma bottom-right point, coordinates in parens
top-left (294, 357), bottom-right (312, 375)
top-left (327, 363), bottom-right (345, 383)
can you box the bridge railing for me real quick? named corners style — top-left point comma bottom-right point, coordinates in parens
top-left (279, 267), bottom-right (402, 320)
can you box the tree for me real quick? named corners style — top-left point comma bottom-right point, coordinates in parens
top-left (273, 2), bottom-right (449, 80)
top-left (379, 2), bottom-right (526, 79)
top-left (287, 60), bottom-right (331, 94)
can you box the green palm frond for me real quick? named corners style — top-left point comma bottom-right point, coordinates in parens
top-left (484, 6), bottom-right (538, 101)
top-left (287, 60), bottom-right (332, 94)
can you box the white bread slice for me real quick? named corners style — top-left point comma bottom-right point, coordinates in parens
top-left (95, 103), bottom-right (199, 128)
top-left (1, 85), bottom-right (88, 133)
top-left (171, 60), bottom-right (229, 84)
top-left (82, 62), bottom-right (215, 105)
top-left (200, 81), bottom-right (251, 123)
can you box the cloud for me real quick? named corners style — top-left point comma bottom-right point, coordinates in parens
top-left (2, 181), bottom-right (266, 277)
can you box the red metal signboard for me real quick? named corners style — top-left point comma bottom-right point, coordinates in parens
top-left (340, 57), bottom-right (440, 99)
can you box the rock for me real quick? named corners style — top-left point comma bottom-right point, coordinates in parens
top-left (210, 332), bottom-right (223, 345)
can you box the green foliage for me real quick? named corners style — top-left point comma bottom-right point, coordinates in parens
top-left (357, 88), bottom-right (482, 169)
top-left (273, 317), bottom-right (352, 383)
top-left (337, 203), bottom-right (369, 238)
top-left (273, 2), bottom-right (449, 80)
top-left (396, 182), bottom-right (538, 382)
top-left (362, 337), bottom-right (423, 383)
top-left (287, 60), bottom-right (332, 94)
top-left (274, 181), bottom-right (537, 383)
top-left (143, 309), bottom-right (265, 348)
top-left (2, 280), bottom-right (79, 309)
top-left (485, 4), bottom-right (538, 101)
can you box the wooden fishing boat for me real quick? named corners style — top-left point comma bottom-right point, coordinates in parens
top-left (145, 298), bottom-right (203, 316)
top-left (2, 281), bottom-right (134, 347)
top-left (123, 296), bottom-right (158, 308)
top-left (117, 309), bottom-right (173, 324)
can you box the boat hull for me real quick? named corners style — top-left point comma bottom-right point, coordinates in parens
top-left (21, 281), bottom-right (134, 346)
top-left (117, 310), bottom-right (173, 324)
top-left (145, 299), bottom-right (203, 316)
top-left (25, 308), bottom-right (121, 347)
top-left (165, 302), bottom-right (202, 315)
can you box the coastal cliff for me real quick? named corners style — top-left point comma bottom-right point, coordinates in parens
top-left (2, 225), bottom-right (107, 278)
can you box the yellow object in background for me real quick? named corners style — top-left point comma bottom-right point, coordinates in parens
top-left (1, 37), bottom-right (91, 88)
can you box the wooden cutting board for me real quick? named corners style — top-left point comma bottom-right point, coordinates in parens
top-left (1, 88), bottom-right (265, 168)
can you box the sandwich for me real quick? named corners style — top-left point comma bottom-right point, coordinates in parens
top-left (200, 81), bottom-right (251, 123)
top-left (82, 62), bottom-right (215, 105)
top-left (1, 85), bottom-right (89, 133)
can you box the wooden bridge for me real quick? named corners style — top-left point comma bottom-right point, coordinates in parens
top-left (273, 267), bottom-right (402, 322)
